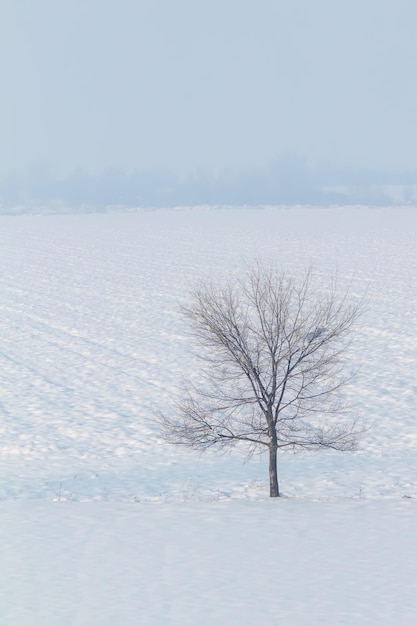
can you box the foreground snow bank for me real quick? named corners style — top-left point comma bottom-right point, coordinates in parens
top-left (1, 500), bottom-right (416, 625)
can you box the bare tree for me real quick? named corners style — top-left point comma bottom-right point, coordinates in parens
top-left (158, 265), bottom-right (363, 497)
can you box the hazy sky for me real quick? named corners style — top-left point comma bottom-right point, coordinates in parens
top-left (1, 0), bottom-right (417, 179)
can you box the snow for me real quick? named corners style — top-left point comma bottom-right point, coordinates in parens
top-left (1, 500), bottom-right (416, 625)
top-left (0, 206), bottom-right (417, 623)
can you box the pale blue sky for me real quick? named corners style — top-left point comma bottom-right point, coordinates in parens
top-left (1, 0), bottom-right (417, 179)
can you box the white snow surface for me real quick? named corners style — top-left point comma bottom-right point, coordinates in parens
top-left (1, 206), bottom-right (417, 624)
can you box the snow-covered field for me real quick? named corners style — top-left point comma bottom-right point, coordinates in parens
top-left (1, 206), bottom-right (416, 623)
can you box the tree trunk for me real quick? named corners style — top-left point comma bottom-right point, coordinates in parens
top-left (269, 443), bottom-right (280, 497)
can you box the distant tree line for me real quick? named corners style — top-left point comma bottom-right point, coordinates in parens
top-left (1, 157), bottom-right (417, 212)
